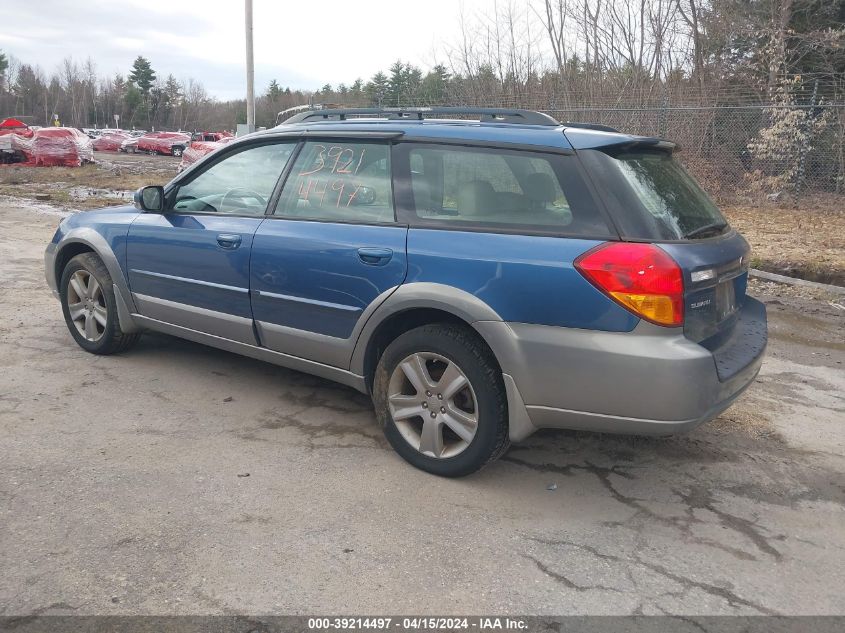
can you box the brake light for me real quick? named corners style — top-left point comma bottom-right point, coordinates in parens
top-left (575, 243), bottom-right (684, 326)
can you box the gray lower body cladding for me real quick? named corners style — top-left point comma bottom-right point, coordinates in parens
top-left (44, 242), bottom-right (59, 298)
top-left (476, 298), bottom-right (766, 441)
top-left (47, 237), bottom-right (765, 442)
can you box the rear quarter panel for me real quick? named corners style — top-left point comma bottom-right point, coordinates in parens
top-left (405, 229), bottom-right (640, 331)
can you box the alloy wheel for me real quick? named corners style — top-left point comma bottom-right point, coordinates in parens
top-left (66, 270), bottom-right (107, 342)
top-left (387, 352), bottom-right (479, 458)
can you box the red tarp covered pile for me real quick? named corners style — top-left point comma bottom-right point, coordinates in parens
top-left (2, 126), bottom-right (93, 167)
top-left (92, 130), bottom-right (131, 152)
top-left (136, 132), bottom-right (190, 155)
top-left (0, 117), bottom-right (34, 138)
top-left (179, 136), bottom-right (235, 171)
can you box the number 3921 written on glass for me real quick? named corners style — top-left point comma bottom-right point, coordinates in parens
top-left (297, 145), bottom-right (369, 208)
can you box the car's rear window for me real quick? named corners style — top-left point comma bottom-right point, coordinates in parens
top-left (581, 148), bottom-right (728, 240)
top-left (401, 144), bottom-right (612, 237)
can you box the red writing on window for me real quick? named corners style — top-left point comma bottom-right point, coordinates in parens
top-left (296, 145), bottom-right (370, 208)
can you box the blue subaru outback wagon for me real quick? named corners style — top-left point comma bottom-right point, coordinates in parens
top-left (45, 108), bottom-right (767, 477)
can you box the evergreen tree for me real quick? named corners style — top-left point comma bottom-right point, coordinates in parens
top-left (128, 56), bottom-right (156, 95)
top-left (421, 64), bottom-right (450, 104)
top-left (13, 64), bottom-right (44, 116)
top-left (0, 50), bottom-right (8, 93)
top-left (387, 60), bottom-right (406, 106)
top-left (267, 79), bottom-right (282, 98)
top-left (406, 65), bottom-right (423, 104)
top-left (124, 84), bottom-right (145, 127)
top-left (366, 71), bottom-right (389, 106)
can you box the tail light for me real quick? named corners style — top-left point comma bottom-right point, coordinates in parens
top-left (575, 243), bottom-right (684, 327)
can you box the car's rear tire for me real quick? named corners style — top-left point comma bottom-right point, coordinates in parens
top-left (171, 146), bottom-right (183, 157)
top-left (373, 323), bottom-right (509, 477)
top-left (59, 253), bottom-right (140, 355)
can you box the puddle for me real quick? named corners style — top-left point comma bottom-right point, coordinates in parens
top-left (65, 186), bottom-right (134, 201)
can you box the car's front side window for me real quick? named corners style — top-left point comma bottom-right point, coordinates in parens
top-left (172, 142), bottom-right (296, 215)
top-left (274, 141), bottom-right (395, 223)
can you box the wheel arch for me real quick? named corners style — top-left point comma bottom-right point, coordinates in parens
top-left (350, 283), bottom-right (505, 392)
top-left (54, 231), bottom-right (140, 333)
top-left (54, 241), bottom-right (96, 286)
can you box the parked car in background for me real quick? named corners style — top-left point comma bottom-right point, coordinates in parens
top-left (178, 135), bottom-right (235, 171)
top-left (93, 130), bottom-right (131, 152)
top-left (44, 107), bottom-right (767, 477)
top-left (136, 132), bottom-right (191, 157)
top-left (191, 130), bottom-right (234, 143)
top-left (8, 127), bottom-right (93, 166)
top-left (119, 137), bottom-right (139, 153)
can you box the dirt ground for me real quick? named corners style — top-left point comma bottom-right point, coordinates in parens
top-left (725, 199), bottom-right (845, 286)
top-left (0, 152), bottom-right (179, 210)
top-left (0, 190), bottom-right (843, 615)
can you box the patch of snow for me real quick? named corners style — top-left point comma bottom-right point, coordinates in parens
top-left (0, 194), bottom-right (73, 218)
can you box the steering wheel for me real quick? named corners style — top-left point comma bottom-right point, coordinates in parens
top-left (173, 194), bottom-right (215, 213)
top-left (219, 187), bottom-right (266, 213)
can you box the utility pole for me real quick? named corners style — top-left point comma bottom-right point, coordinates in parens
top-left (245, 0), bottom-right (255, 133)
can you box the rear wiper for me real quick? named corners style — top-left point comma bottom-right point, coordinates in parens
top-left (684, 222), bottom-right (728, 239)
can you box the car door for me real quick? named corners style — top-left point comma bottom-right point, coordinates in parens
top-left (250, 139), bottom-right (407, 368)
top-left (126, 140), bottom-right (297, 344)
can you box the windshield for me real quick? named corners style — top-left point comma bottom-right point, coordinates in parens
top-left (583, 148), bottom-right (728, 240)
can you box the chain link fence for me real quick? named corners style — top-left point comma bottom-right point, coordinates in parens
top-left (301, 83), bottom-right (845, 206)
top-left (539, 103), bottom-right (845, 205)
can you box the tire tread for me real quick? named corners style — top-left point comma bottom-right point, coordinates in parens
top-left (374, 322), bottom-right (510, 477)
top-left (62, 253), bottom-right (140, 355)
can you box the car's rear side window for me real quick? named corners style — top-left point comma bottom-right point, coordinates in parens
top-left (400, 143), bottom-right (611, 237)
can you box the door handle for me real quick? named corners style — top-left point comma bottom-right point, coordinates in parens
top-left (216, 233), bottom-right (242, 249)
top-left (357, 247), bottom-right (393, 266)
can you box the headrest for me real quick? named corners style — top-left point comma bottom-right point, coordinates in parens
top-left (524, 172), bottom-right (556, 204)
top-left (457, 180), bottom-right (496, 216)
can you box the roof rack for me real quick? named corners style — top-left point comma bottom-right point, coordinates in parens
top-left (562, 122), bottom-right (620, 133)
top-left (282, 107), bottom-right (561, 127)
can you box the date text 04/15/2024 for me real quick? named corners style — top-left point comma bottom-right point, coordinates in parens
top-left (306, 617), bottom-right (528, 630)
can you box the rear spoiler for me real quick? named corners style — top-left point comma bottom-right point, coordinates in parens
top-left (611, 137), bottom-right (680, 153)
top-left (564, 127), bottom-right (680, 153)
top-left (632, 137), bottom-right (678, 152)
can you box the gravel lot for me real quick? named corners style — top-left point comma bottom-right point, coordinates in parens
top-left (1, 197), bottom-right (843, 616)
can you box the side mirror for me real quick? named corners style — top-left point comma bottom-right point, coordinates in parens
top-left (134, 185), bottom-right (164, 212)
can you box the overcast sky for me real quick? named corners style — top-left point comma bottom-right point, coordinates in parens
top-left (0, 0), bottom-right (494, 100)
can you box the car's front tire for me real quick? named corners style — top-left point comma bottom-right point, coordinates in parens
top-left (373, 324), bottom-right (509, 477)
top-left (171, 146), bottom-right (184, 157)
top-left (59, 253), bottom-right (140, 355)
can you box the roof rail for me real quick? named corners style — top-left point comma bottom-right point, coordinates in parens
top-left (275, 104), bottom-right (317, 126)
top-left (282, 107), bottom-right (561, 127)
top-left (562, 122), bottom-right (620, 133)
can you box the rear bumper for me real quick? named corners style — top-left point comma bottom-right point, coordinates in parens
top-left (475, 298), bottom-right (767, 441)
